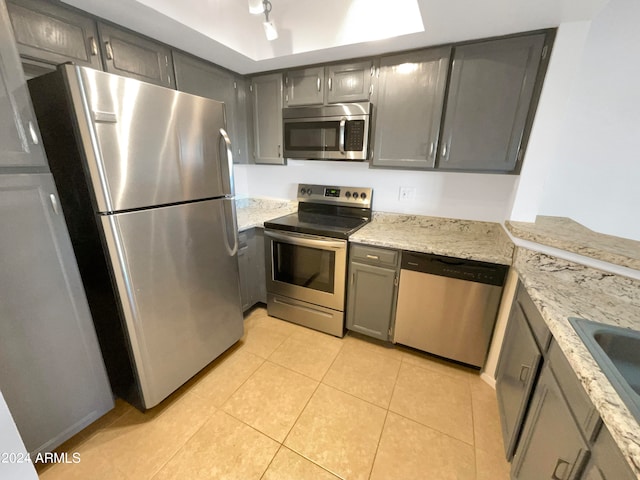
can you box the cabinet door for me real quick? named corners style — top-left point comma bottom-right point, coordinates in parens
top-left (326, 60), bottom-right (375, 103)
top-left (7, 0), bottom-right (102, 70)
top-left (284, 66), bottom-right (324, 106)
top-left (237, 230), bottom-right (253, 311)
top-left (0, 173), bottom-right (113, 455)
top-left (0, 0), bottom-right (47, 169)
top-left (495, 301), bottom-right (543, 460)
top-left (511, 364), bottom-right (590, 480)
top-left (254, 228), bottom-right (267, 304)
top-left (585, 425), bottom-right (636, 480)
top-left (346, 261), bottom-right (396, 341)
top-left (372, 48), bottom-right (450, 168)
top-left (233, 76), bottom-right (251, 164)
top-left (438, 34), bottom-right (545, 172)
top-left (251, 73), bottom-right (284, 164)
top-left (98, 22), bottom-right (174, 88)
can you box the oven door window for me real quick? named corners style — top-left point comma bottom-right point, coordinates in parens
top-left (273, 241), bottom-right (335, 294)
top-left (284, 121), bottom-right (339, 152)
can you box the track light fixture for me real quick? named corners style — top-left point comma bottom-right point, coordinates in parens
top-left (248, 0), bottom-right (278, 41)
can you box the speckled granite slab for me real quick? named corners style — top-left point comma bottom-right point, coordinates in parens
top-left (235, 197), bottom-right (297, 231)
top-left (513, 248), bottom-right (640, 476)
top-left (507, 216), bottom-right (640, 270)
top-left (350, 212), bottom-right (515, 265)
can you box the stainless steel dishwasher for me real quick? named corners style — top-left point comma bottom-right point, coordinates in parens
top-left (394, 251), bottom-right (508, 368)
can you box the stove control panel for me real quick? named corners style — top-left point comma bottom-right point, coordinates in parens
top-left (298, 184), bottom-right (373, 209)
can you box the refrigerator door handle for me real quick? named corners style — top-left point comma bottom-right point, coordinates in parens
top-left (219, 128), bottom-right (234, 197)
top-left (222, 198), bottom-right (239, 258)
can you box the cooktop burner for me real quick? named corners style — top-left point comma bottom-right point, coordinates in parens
top-left (264, 184), bottom-right (373, 239)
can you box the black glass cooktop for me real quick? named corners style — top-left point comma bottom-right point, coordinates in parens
top-left (264, 204), bottom-right (371, 239)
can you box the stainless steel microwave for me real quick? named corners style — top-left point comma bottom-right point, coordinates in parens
top-left (283, 102), bottom-right (371, 160)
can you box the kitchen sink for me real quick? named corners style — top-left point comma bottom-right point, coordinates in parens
top-left (570, 317), bottom-right (640, 423)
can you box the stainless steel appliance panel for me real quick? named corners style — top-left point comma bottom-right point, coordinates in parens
top-left (394, 269), bottom-right (503, 367)
top-left (100, 198), bottom-right (243, 408)
top-left (267, 293), bottom-right (344, 337)
top-left (265, 230), bottom-right (347, 312)
top-left (66, 65), bottom-right (230, 212)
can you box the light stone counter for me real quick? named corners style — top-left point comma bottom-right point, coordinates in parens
top-left (513, 248), bottom-right (640, 476)
top-left (350, 212), bottom-right (515, 265)
top-left (506, 216), bottom-right (640, 270)
top-left (235, 197), bottom-right (297, 232)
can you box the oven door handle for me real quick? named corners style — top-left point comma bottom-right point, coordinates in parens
top-left (265, 230), bottom-right (346, 250)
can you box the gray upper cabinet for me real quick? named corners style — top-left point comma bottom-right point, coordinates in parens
top-left (0, 173), bottom-right (113, 455)
top-left (6, 0), bottom-right (102, 73)
top-left (511, 364), bottom-right (590, 480)
top-left (97, 22), bottom-right (174, 88)
top-left (0, 0), bottom-right (46, 169)
top-left (326, 60), bottom-right (375, 104)
top-left (173, 52), bottom-right (251, 163)
top-left (438, 34), bottom-right (546, 172)
top-left (250, 72), bottom-right (284, 164)
top-left (372, 47), bottom-right (450, 168)
top-left (284, 66), bottom-right (324, 106)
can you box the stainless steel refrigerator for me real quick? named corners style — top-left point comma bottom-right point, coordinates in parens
top-left (28, 64), bottom-right (244, 410)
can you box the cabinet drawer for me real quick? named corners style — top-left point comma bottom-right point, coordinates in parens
top-left (350, 244), bottom-right (399, 267)
top-left (516, 283), bottom-right (551, 352)
top-left (548, 340), bottom-right (601, 441)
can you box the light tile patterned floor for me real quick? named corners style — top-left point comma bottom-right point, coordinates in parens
top-left (38, 306), bottom-right (511, 479)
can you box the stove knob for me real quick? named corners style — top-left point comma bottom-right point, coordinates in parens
top-left (360, 192), bottom-right (367, 200)
top-left (345, 192), bottom-right (351, 198)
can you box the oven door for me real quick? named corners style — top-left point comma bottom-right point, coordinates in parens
top-left (283, 114), bottom-right (369, 160)
top-left (264, 229), bottom-right (347, 311)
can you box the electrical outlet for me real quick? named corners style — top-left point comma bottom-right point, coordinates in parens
top-left (399, 186), bottom-right (416, 201)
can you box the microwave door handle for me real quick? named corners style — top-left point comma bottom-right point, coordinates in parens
top-left (339, 118), bottom-right (346, 154)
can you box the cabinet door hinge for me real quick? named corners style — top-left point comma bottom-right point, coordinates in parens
top-left (541, 45), bottom-right (549, 60)
top-left (394, 274), bottom-right (398, 287)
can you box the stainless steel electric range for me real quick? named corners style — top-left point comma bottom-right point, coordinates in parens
top-left (264, 184), bottom-right (373, 337)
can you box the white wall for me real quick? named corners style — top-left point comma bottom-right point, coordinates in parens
top-left (509, 21), bottom-right (591, 221)
top-left (536, 0), bottom-right (640, 241)
top-left (235, 160), bottom-right (519, 222)
top-left (0, 391), bottom-right (38, 480)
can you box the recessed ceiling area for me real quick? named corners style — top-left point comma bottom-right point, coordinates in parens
top-left (62, 0), bottom-right (609, 74)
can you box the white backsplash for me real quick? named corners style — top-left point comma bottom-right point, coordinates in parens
top-left (234, 160), bottom-right (518, 222)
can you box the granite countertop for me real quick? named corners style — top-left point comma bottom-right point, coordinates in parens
top-left (235, 197), bottom-right (297, 232)
top-left (513, 248), bottom-right (640, 476)
top-left (350, 212), bottom-right (515, 265)
top-left (506, 216), bottom-right (640, 270)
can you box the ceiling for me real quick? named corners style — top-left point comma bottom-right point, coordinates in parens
top-left (61, 0), bottom-right (608, 75)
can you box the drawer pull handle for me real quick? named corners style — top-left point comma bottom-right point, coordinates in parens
top-left (366, 254), bottom-right (379, 260)
top-left (519, 364), bottom-right (530, 383)
top-left (551, 458), bottom-right (571, 480)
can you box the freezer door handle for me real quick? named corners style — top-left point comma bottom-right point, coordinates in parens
top-left (219, 128), bottom-right (234, 196)
top-left (222, 198), bottom-right (239, 257)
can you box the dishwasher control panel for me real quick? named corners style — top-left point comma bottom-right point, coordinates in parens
top-left (401, 251), bottom-right (508, 286)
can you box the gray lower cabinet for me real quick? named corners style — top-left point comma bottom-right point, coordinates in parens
top-left (326, 60), bottom-right (375, 104)
top-left (0, 0), bottom-right (47, 169)
top-left (6, 0), bottom-right (102, 73)
top-left (97, 22), bottom-right (174, 88)
top-left (511, 363), bottom-right (590, 479)
top-left (0, 173), bottom-right (113, 455)
top-left (173, 51), bottom-right (249, 162)
top-left (583, 425), bottom-right (636, 480)
top-left (372, 47), bottom-right (450, 168)
top-left (250, 73), bottom-right (284, 164)
top-left (438, 33), bottom-right (547, 173)
top-left (346, 244), bottom-right (399, 341)
top-left (284, 66), bottom-right (324, 106)
top-left (495, 298), bottom-right (544, 460)
top-left (238, 228), bottom-right (267, 311)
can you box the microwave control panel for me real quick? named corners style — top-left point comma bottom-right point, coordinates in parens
top-left (345, 120), bottom-right (365, 151)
